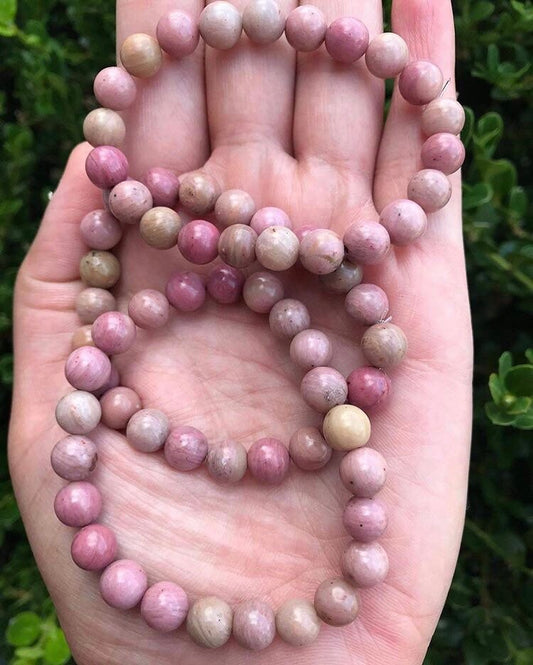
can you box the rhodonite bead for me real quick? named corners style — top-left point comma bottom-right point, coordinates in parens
top-left (56, 391), bottom-right (102, 434)
top-left (343, 220), bottom-right (391, 265)
top-left (178, 171), bottom-right (220, 215)
top-left (79, 250), bottom-right (121, 289)
top-left (206, 264), bottom-right (245, 304)
top-left (128, 289), bottom-right (170, 329)
top-left (71, 524), bottom-right (117, 571)
top-left (215, 189), bottom-right (256, 227)
top-left (65, 346), bottom-right (112, 392)
top-left (319, 260), bottom-right (363, 294)
top-left (101, 387), bottom-right (142, 430)
top-left (269, 298), bottom-right (310, 338)
top-left (166, 270), bottom-right (206, 311)
top-left (51, 435), bottom-right (98, 481)
top-left (247, 437), bottom-right (290, 485)
top-left (407, 169), bottom-right (453, 212)
top-left (299, 228), bottom-right (344, 275)
top-left (54, 481), bottom-right (102, 527)
top-left (156, 11), bottom-right (199, 58)
top-left (199, 1), bottom-right (243, 50)
top-left (343, 497), bottom-right (388, 542)
top-left (341, 541), bottom-right (389, 587)
top-left (301, 367), bottom-right (348, 414)
top-left (140, 581), bottom-right (189, 632)
top-left (289, 329), bottom-right (332, 370)
top-left (126, 409), bottom-right (170, 453)
top-left (143, 167), bottom-right (180, 208)
top-left (361, 322), bottom-right (408, 368)
top-left (250, 207), bottom-right (292, 234)
top-left (83, 108), bottom-right (126, 148)
top-left (94, 364), bottom-right (120, 397)
top-left (100, 559), bottom-right (148, 610)
top-left (93, 67), bottom-right (137, 111)
top-left (339, 447), bottom-right (387, 497)
top-left (399, 60), bottom-right (444, 106)
top-left (255, 226), bottom-right (299, 271)
top-left (218, 224), bottom-right (258, 268)
top-left (243, 271), bottom-right (284, 313)
top-left (242, 0), bottom-right (285, 44)
top-left (120, 33), bottom-right (162, 78)
top-left (378, 199), bottom-right (427, 246)
top-left (276, 598), bottom-right (321, 646)
top-left (365, 32), bottom-right (408, 78)
top-left (207, 440), bottom-right (248, 483)
top-left (76, 288), bottom-right (117, 325)
top-left (346, 366), bottom-right (391, 409)
top-left (164, 425), bottom-right (208, 471)
top-left (72, 325), bottom-right (95, 350)
top-left (421, 98), bottom-right (466, 136)
top-left (178, 219), bottom-right (220, 264)
top-left (80, 210), bottom-right (122, 251)
top-left (325, 17), bottom-right (369, 64)
top-left (421, 132), bottom-right (466, 175)
top-left (109, 180), bottom-right (153, 225)
top-left (85, 146), bottom-right (128, 190)
top-left (345, 283), bottom-right (389, 325)
top-left (285, 5), bottom-right (327, 52)
top-left (187, 596), bottom-right (233, 648)
top-left (322, 404), bottom-right (371, 451)
top-left (92, 311), bottom-right (136, 355)
top-left (140, 207), bottom-right (184, 249)
top-left (314, 578), bottom-right (359, 626)
top-left (233, 599), bottom-right (276, 650)
top-left (289, 427), bottom-right (332, 471)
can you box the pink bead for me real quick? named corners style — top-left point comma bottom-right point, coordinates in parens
top-left (343, 220), bottom-right (391, 265)
top-left (85, 146), bottom-right (129, 189)
top-left (233, 599), bottom-right (276, 650)
top-left (199, 1), bottom-right (242, 50)
top-left (289, 329), bottom-right (332, 370)
top-left (285, 5), bottom-right (326, 52)
top-left (128, 289), bottom-right (169, 329)
top-left (108, 180), bottom-right (153, 225)
top-left (242, 0), bottom-right (285, 45)
top-left (218, 224), bottom-right (257, 268)
top-left (207, 264), bottom-right (245, 304)
top-left (92, 312), bottom-right (136, 355)
top-left (166, 271), bottom-right (206, 312)
top-left (51, 435), bottom-right (98, 481)
top-left (408, 169), bottom-right (452, 213)
top-left (250, 207), bottom-right (292, 235)
top-left (215, 189), bottom-right (256, 227)
top-left (319, 260), bottom-right (363, 294)
top-left (156, 11), bottom-right (199, 58)
top-left (100, 386), bottom-right (142, 430)
top-left (299, 228), bottom-right (344, 275)
top-left (294, 225), bottom-right (315, 242)
top-left (342, 541), bottom-right (389, 587)
top-left (93, 364), bottom-right (120, 398)
top-left (141, 581), bottom-right (189, 632)
top-left (339, 447), bottom-right (387, 497)
top-left (365, 32), bottom-right (408, 79)
top-left (343, 497), bottom-right (388, 542)
top-left (178, 219), bottom-right (220, 265)
top-left (421, 132), bottom-right (466, 175)
top-left (289, 427), bottom-right (332, 471)
top-left (93, 67), bottom-right (137, 111)
top-left (126, 409), bottom-right (169, 453)
top-left (54, 481), bottom-right (102, 527)
top-left (164, 426), bottom-right (208, 471)
top-left (379, 199), bottom-right (427, 246)
top-left (325, 17), bottom-right (369, 64)
top-left (65, 346), bottom-right (111, 392)
top-left (269, 298), bottom-right (310, 338)
top-left (247, 438), bottom-right (290, 485)
top-left (243, 271), bottom-right (284, 313)
top-left (301, 367), bottom-right (348, 413)
top-left (142, 167), bottom-right (180, 208)
top-left (100, 559), bottom-right (148, 610)
top-left (345, 283), bottom-right (389, 325)
top-left (346, 366), bottom-right (391, 409)
top-left (421, 98), bottom-right (465, 136)
top-left (399, 60), bottom-right (444, 106)
top-left (71, 524), bottom-right (117, 571)
top-left (80, 209), bottom-right (122, 250)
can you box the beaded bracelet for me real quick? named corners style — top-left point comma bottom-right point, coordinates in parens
top-left (51, 0), bottom-right (465, 651)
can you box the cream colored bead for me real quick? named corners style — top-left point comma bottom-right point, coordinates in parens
top-left (120, 33), bottom-right (162, 79)
top-left (322, 404), bottom-right (371, 451)
top-left (83, 108), bottom-right (126, 147)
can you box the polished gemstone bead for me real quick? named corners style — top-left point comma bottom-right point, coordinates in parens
top-left (378, 199), bottom-right (427, 246)
top-left (365, 32), bottom-right (408, 78)
top-left (399, 60), bottom-right (444, 105)
top-left (243, 271), bottom-right (285, 313)
top-left (285, 5), bottom-right (327, 51)
top-left (206, 264), bottom-right (245, 304)
top-left (421, 132), bottom-right (466, 175)
top-left (100, 386), bottom-right (142, 430)
top-left (343, 496), bottom-right (388, 542)
top-left (421, 98), bottom-right (465, 136)
top-left (128, 289), bottom-right (170, 329)
top-left (92, 311), bottom-right (136, 355)
top-left (248, 437), bottom-right (290, 485)
top-left (276, 598), bottom-right (321, 646)
top-left (322, 404), bottom-right (371, 451)
top-left (83, 108), bottom-right (126, 148)
top-left (289, 427), bottom-right (332, 471)
top-left (71, 524), bottom-right (117, 571)
top-left (142, 167), bottom-right (180, 208)
top-left (126, 408), bottom-right (170, 453)
top-left (166, 270), bottom-right (206, 311)
top-left (299, 228), bottom-right (344, 275)
top-left (339, 447), bottom-right (387, 497)
top-left (140, 207), bottom-right (184, 249)
top-left (79, 250), bottom-right (121, 289)
top-left (164, 425), bottom-right (208, 471)
top-left (346, 366), bottom-right (391, 409)
top-left (109, 180), bottom-right (153, 225)
top-left (100, 559), bottom-right (148, 609)
top-left (199, 1), bottom-right (243, 50)
top-left (343, 220), bottom-right (391, 265)
top-left (301, 366), bottom-right (348, 413)
top-left (187, 596), bottom-right (233, 648)
top-left (255, 226), bottom-right (299, 271)
top-left (233, 599), bottom-right (276, 650)
top-left (178, 171), bottom-right (221, 215)
top-left (71, 325), bottom-right (95, 350)
top-left (54, 481), bottom-right (102, 527)
top-left (290, 329), bottom-right (332, 370)
top-left (140, 581), bottom-right (189, 632)
top-left (120, 33), bottom-right (162, 78)
top-left (93, 67), bottom-right (137, 110)
top-left (207, 440), bottom-right (248, 483)
top-left (345, 283), bottom-right (390, 325)
top-left (65, 345), bottom-right (112, 392)
top-left (319, 259), bottom-right (363, 294)
top-left (156, 10), bottom-right (199, 58)
top-left (56, 391), bottom-right (102, 434)
top-left (269, 298), bottom-right (310, 338)
top-left (218, 224), bottom-right (258, 268)
top-left (215, 189), bottom-right (256, 226)
top-left (51, 435), bottom-right (98, 481)
top-left (76, 288), bottom-right (116, 325)
top-left (408, 169), bottom-right (452, 213)
top-left (314, 578), bottom-right (359, 626)
top-left (325, 17), bottom-right (369, 64)
top-left (80, 210), bottom-right (122, 251)
top-left (250, 207), bottom-right (292, 234)
top-left (243, 0), bottom-right (285, 44)
top-left (341, 541), bottom-right (389, 587)
top-left (361, 322), bottom-right (407, 368)
top-left (85, 146), bottom-right (128, 190)
top-left (178, 219), bottom-right (220, 264)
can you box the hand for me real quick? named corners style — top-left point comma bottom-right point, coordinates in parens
top-left (9, 0), bottom-right (472, 663)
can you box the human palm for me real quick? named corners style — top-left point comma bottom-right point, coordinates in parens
top-left (9, 0), bottom-right (472, 663)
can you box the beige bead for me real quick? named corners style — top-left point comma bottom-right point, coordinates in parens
top-left (71, 325), bottom-right (95, 350)
top-left (178, 171), bottom-right (221, 215)
top-left (186, 596), bottom-right (233, 648)
top-left (243, 0), bottom-right (285, 44)
top-left (218, 224), bottom-right (257, 268)
top-left (255, 226), bottom-right (299, 271)
top-left (139, 207), bottom-right (184, 249)
top-left (83, 108), bottom-right (126, 147)
top-left (275, 599), bottom-right (321, 646)
top-left (322, 404), bottom-right (371, 451)
top-left (214, 189), bottom-right (256, 226)
top-left (199, 1), bottom-right (242, 50)
top-left (76, 288), bottom-right (117, 324)
top-left (120, 33), bottom-right (162, 79)
top-left (360, 322), bottom-right (408, 368)
top-left (79, 251), bottom-right (120, 289)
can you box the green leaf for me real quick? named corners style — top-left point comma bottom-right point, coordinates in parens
top-left (14, 646), bottom-right (44, 659)
top-left (485, 402), bottom-right (517, 425)
top-left (525, 349), bottom-right (533, 364)
top-left (6, 612), bottom-right (41, 647)
top-left (488, 373), bottom-right (504, 403)
top-left (0, 0), bottom-right (16, 36)
top-left (461, 106), bottom-right (475, 147)
top-left (498, 351), bottom-right (513, 378)
top-left (462, 182), bottom-right (493, 210)
top-left (506, 396), bottom-right (532, 414)
top-left (504, 365), bottom-right (533, 396)
top-left (464, 638), bottom-right (490, 665)
top-left (471, 1), bottom-right (495, 21)
top-left (43, 627), bottom-right (71, 665)
top-left (509, 186), bottom-right (528, 218)
top-left (515, 647), bottom-right (533, 665)
top-left (512, 413), bottom-right (533, 429)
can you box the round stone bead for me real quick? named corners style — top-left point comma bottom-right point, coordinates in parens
top-left (80, 210), bottom-right (122, 251)
top-left (378, 199), bottom-right (427, 246)
top-left (421, 98), bottom-right (466, 136)
top-left (71, 326), bottom-right (95, 351)
top-left (199, 1), bottom-right (242, 50)
top-left (247, 438), bottom-right (290, 485)
top-left (294, 224), bottom-right (315, 242)
top-left (207, 440), bottom-right (248, 484)
top-left (92, 312), bottom-right (136, 355)
top-left (243, 271), bottom-right (284, 313)
top-left (242, 0), bottom-right (285, 44)
top-left (142, 167), bottom-right (180, 208)
top-left (206, 264), bottom-right (245, 304)
top-left (421, 132), bottom-right (466, 175)
top-left (128, 289), bottom-right (170, 329)
top-left (365, 32), bottom-right (408, 78)
top-left (85, 146), bottom-right (128, 190)
top-left (126, 409), bottom-right (170, 453)
top-left (408, 169), bottom-right (452, 213)
top-left (341, 541), bottom-right (389, 587)
top-left (215, 189), bottom-right (256, 227)
top-left (285, 5), bottom-right (327, 52)
top-left (164, 426), bottom-right (208, 471)
top-left (299, 228), bottom-right (344, 275)
top-left (76, 288), bottom-right (116, 325)
top-left (340, 447), bottom-right (387, 497)
top-left (54, 481), bottom-right (102, 527)
top-left (140, 207), bottom-right (184, 249)
top-left (141, 581), bottom-right (189, 632)
top-left (269, 298), bottom-right (310, 339)
top-left (71, 524), bottom-right (117, 571)
top-left (101, 387), bottom-right (142, 430)
top-left (100, 559), bottom-right (148, 610)
top-left (345, 283), bottom-right (389, 325)
top-left (361, 322), bottom-right (408, 368)
top-left (51, 435), bottom-right (98, 481)
top-left (120, 33), bottom-right (162, 78)
top-left (255, 226), bottom-right (299, 271)
top-left (289, 329), bottom-right (332, 370)
top-left (301, 367), bottom-right (348, 414)
top-left (289, 427), bottom-right (332, 471)
top-left (346, 366), bottom-right (391, 409)
top-left (178, 219), bottom-right (220, 265)
top-left (166, 271), bottom-right (206, 311)
top-left (187, 596), bottom-right (233, 648)
top-left (324, 17), bottom-right (369, 64)
top-left (250, 207), bottom-right (292, 234)
top-left (343, 220), bottom-right (391, 265)
top-left (56, 391), bottom-right (102, 434)
top-left (218, 224), bottom-right (258, 268)
top-left (83, 108), bottom-right (125, 148)
top-left (93, 67), bottom-right (137, 111)
top-left (399, 60), bottom-right (444, 105)
top-left (156, 10), bottom-right (199, 58)
top-left (65, 346), bottom-right (112, 392)
top-left (93, 364), bottom-right (120, 398)
top-left (178, 171), bottom-right (220, 215)
top-left (322, 404), bottom-right (371, 451)
top-left (233, 599), bottom-right (276, 650)
top-left (314, 578), bottom-right (359, 626)
top-left (276, 598), bottom-right (321, 646)
top-left (79, 250), bottom-right (121, 289)
top-left (109, 180), bottom-right (153, 225)
top-left (319, 260), bottom-right (363, 294)
top-left (343, 497), bottom-right (388, 542)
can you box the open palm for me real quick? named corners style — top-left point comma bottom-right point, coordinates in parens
top-left (9, 0), bottom-right (472, 663)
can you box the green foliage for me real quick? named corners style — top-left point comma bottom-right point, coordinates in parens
top-left (6, 612), bottom-right (70, 665)
top-left (486, 351), bottom-right (533, 428)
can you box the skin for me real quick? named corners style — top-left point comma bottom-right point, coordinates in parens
top-left (8, 0), bottom-right (472, 664)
